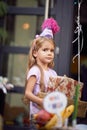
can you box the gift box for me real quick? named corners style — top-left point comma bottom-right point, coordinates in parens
top-left (47, 75), bottom-right (83, 99)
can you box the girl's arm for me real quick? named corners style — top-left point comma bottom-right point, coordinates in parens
top-left (25, 76), bottom-right (43, 108)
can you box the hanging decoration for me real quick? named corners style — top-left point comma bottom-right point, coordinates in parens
top-left (72, 0), bottom-right (83, 82)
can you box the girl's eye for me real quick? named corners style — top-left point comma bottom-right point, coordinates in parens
top-left (51, 49), bottom-right (54, 52)
top-left (42, 48), bottom-right (54, 52)
top-left (43, 48), bottom-right (48, 51)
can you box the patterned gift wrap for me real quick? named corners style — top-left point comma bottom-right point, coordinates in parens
top-left (47, 75), bottom-right (83, 99)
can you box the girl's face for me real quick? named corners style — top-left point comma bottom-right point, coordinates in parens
top-left (33, 40), bottom-right (55, 68)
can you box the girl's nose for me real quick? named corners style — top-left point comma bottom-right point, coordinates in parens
top-left (48, 51), bottom-right (52, 55)
top-left (48, 50), bottom-right (51, 54)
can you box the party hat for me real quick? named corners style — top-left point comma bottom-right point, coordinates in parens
top-left (39, 18), bottom-right (60, 39)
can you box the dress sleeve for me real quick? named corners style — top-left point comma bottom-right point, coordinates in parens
top-left (27, 66), bottom-right (41, 81)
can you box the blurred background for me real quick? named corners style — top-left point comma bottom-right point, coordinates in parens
top-left (0, 0), bottom-right (87, 129)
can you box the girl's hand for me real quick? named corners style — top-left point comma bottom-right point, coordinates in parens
top-left (36, 98), bottom-right (43, 109)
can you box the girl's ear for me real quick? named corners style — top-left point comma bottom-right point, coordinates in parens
top-left (33, 50), bottom-right (37, 58)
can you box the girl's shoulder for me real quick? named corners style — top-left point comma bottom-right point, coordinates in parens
top-left (27, 65), bottom-right (41, 79)
top-left (48, 68), bottom-right (58, 76)
top-left (29, 65), bottom-right (41, 74)
top-left (30, 65), bottom-right (40, 71)
top-left (48, 68), bottom-right (56, 72)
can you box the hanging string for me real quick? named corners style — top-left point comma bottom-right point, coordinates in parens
top-left (72, 0), bottom-right (83, 82)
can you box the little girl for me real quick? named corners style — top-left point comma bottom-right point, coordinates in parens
top-left (24, 18), bottom-right (60, 118)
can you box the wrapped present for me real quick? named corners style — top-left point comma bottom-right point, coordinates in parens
top-left (47, 75), bottom-right (83, 99)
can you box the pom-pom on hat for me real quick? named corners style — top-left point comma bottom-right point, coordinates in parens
top-left (39, 18), bottom-right (60, 39)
